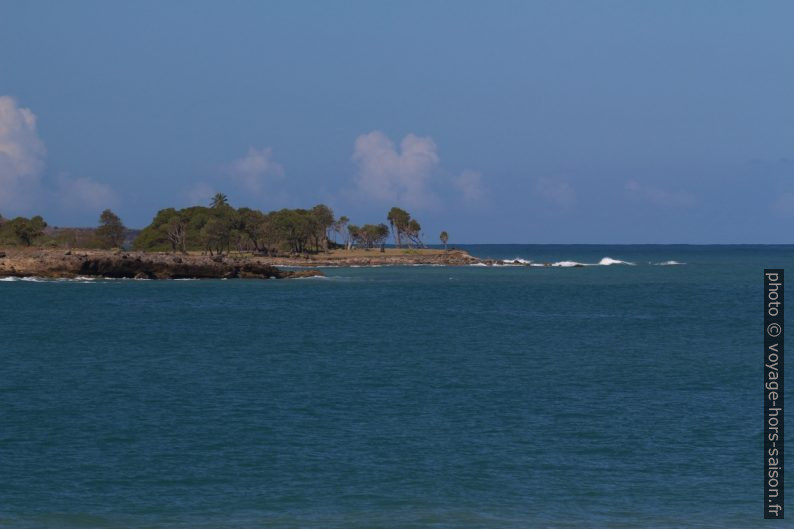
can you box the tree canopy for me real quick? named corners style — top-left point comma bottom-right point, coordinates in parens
top-left (0, 200), bottom-right (428, 254)
top-left (133, 198), bottom-right (339, 255)
top-left (95, 209), bottom-right (126, 248)
top-left (387, 207), bottom-right (422, 247)
top-left (0, 215), bottom-right (47, 246)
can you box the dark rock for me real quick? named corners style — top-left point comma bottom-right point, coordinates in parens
top-left (285, 269), bottom-right (324, 279)
top-left (172, 256), bottom-right (183, 263)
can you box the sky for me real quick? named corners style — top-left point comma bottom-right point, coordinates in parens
top-left (0, 1), bottom-right (793, 243)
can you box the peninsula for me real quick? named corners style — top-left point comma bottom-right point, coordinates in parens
top-left (0, 197), bottom-right (486, 279)
top-left (0, 247), bottom-right (483, 280)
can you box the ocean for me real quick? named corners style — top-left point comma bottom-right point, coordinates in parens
top-left (1, 244), bottom-right (790, 528)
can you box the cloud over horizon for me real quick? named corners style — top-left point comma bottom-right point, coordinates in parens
top-left (225, 146), bottom-right (285, 194)
top-left (352, 131), bottom-right (440, 209)
top-left (186, 146), bottom-right (287, 208)
top-left (56, 174), bottom-right (118, 212)
top-left (0, 96), bottom-right (46, 211)
top-left (351, 131), bottom-right (484, 210)
top-left (454, 170), bottom-right (484, 202)
top-left (0, 95), bottom-right (117, 219)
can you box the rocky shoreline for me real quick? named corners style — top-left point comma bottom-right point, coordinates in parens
top-left (263, 249), bottom-right (481, 267)
top-left (0, 248), bottom-right (492, 280)
top-left (0, 249), bottom-right (324, 280)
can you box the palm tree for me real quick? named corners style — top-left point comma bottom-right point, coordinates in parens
top-left (440, 231), bottom-right (449, 250)
top-left (387, 207), bottom-right (410, 248)
top-left (211, 192), bottom-right (229, 208)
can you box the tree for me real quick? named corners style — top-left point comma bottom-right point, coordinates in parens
top-left (210, 192), bottom-right (229, 208)
top-left (347, 224), bottom-right (360, 249)
top-left (237, 207), bottom-right (267, 252)
top-left (440, 231), bottom-right (449, 250)
top-left (310, 204), bottom-right (335, 251)
top-left (405, 218), bottom-right (422, 247)
top-left (166, 216), bottom-right (188, 253)
top-left (270, 208), bottom-right (312, 253)
top-left (387, 207), bottom-right (410, 248)
top-left (201, 217), bottom-right (230, 255)
top-left (133, 202), bottom-right (352, 255)
top-left (7, 216), bottom-right (47, 246)
top-left (348, 223), bottom-right (388, 249)
top-left (95, 209), bottom-right (126, 248)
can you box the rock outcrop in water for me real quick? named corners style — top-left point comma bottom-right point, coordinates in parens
top-left (0, 249), bottom-right (323, 280)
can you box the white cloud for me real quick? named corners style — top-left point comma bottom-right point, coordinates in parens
top-left (352, 131), bottom-right (440, 208)
top-left (225, 146), bottom-right (284, 194)
top-left (534, 177), bottom-right (576, 209)
top-left (0, 96), bottom-right (46, 211)
top-left (454, 170), bottom-right (484, 201)
top-left (0, 96), bottom-right (118, 218)
top-left (625, 180), bottom-right (695, 208)
top-left (56, 174), bottom-right (117, 212)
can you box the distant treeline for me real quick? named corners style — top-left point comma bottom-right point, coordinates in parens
top-left (0, 209), bottom-right (128, 249)
top-left (0, 193), bottom-right (441, 255)
top-left (133, 194), bottom-right (424, 255)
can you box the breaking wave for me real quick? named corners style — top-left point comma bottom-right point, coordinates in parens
top-left (597, 257), bottom-right (635, 266)
top-left (504, 256), bottom-right (635, 267)
top-left (551, 261), bottom-right (587, 267)
top-left (0, 276), bottom-right (98, 283)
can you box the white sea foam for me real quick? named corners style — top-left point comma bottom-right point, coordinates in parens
top-left (544, 257), bottom-right (634, 267)
top-left (598, 257), bottom-right (635, 266)
top-left (551, 261), bottom-right (587, 267)
top-left (469, 262), bottom-right (488, 267)
top-left (1, 276), bottom-right (99, 283)
top-left (653, 260), bottom-right (685, 266)
top-left (501, 257), bottom-right (532, 265)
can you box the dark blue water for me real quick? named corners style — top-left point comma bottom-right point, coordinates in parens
top-left (1, 245), bottom-right (790, 528)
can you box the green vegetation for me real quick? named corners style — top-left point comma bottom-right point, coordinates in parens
top-left (0, 214), bottom-right (47, 246)
top-left (132, 198), bottom-right (338, 255)
top-left (211, 192), bottom-right (229, 208)
top-left (96, 209), bottom-right (126, 248)
top-left (133, 198), bottom-right (425, 255)
top-left (0, 198), bottom-right (429, 254)
top-left (0, 210), bottom-right (130, 249)
top-left (440, 231), bottom-right (449, 250)
top-left (347, 223), bottom-right (389, 249)
top-left (387, 207), bottom-right (422, 248)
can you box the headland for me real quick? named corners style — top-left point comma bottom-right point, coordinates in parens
top-left (0, 248), bottom-right (483, 280)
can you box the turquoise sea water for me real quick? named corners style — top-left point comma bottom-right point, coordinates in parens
top-left (1, 245), bottom-right (791, 528)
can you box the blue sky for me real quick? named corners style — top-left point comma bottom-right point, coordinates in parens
top-left (0, 1), bottom-right (792, 243)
